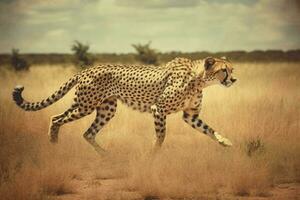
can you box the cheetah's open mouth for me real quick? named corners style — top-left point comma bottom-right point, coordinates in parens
top-left (221, 69), bottom-right (229, 86)
top-left (221, 69), bottom-right (237, 87)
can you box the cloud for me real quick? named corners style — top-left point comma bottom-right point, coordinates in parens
top-left (0, 0), bottom-right (299, 53)
top-left (115, 0), bottom-right (201, 9)
top-left (114, 0), bottom-right (258, 9)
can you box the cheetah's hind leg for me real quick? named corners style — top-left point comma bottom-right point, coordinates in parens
top-left (48, 105), bottom-right (76, 143)
top-left (48, 104), bottom-right (93, 143)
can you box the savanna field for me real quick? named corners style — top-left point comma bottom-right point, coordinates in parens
top-left (0, 62), bottom-right (299, 200)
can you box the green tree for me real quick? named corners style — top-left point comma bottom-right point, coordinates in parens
top-left (11, 48), bottom-right (30, 71)
top-left (71, 40), bottom-right (94, 68)
top-left (132, 41), bottom-right (159, 65)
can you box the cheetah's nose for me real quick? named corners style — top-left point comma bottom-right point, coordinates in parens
top-left (230, 77), bottom-right (237, 83)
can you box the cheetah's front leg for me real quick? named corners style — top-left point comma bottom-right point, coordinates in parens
top-left (151, 105), bottom-right (167, 148)
top-left (183, 110), bottom-right (232, 147)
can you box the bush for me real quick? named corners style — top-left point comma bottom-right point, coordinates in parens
top-left (246, 137), bottom-right (265, 157)
top-left (11, 49), bottom-right (30, 71)
top-left (132, 41), bottom-right (159, 65)
top-left (71, 40), bottom-right (94, 68)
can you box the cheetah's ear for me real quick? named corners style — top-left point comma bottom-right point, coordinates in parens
top-left (204, 57), bottom-right (215, 70)
top-left (221, 56), bottom-right (227, 60)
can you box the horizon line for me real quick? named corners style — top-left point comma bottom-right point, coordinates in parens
top-left (0, 48), bottom-right (300, 55)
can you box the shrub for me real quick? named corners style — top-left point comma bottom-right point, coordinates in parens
top-left (132, 41), bottom-right (159, 65)
top-left (71, 40), bottom-right (94, 68)
top-left (246, 137), bottom-right (265, 157)
top-left (11, 48), bottom-right (30, 71)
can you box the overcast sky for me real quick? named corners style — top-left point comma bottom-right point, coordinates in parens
top-left (0, 0), bottom-right (299, 53)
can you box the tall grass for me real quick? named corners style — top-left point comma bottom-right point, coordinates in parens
top-left (0, 62), bottom-right (299, 199)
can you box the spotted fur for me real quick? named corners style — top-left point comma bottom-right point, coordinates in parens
top-left (12, 57), bottom-right (237, 154)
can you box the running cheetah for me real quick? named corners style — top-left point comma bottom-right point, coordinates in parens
top-left (13, 57), bottom-right (237, 154)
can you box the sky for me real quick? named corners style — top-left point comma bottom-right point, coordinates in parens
top-left (0, 0), bottom-right (299, 53)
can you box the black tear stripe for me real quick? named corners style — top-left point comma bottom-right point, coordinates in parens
top-left (221, 69), bottom-right (228, 84)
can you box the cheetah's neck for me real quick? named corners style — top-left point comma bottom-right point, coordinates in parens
top-left (191, 59), bottom-right (210, 89)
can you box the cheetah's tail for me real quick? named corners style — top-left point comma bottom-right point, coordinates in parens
top-left (12, 74), bottom-right (79, 111)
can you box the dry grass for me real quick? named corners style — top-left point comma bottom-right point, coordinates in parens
top-left (0, 62), bottom-right (299, 199)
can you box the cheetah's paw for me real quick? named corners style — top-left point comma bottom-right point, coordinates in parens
top-left (214, 132), bottom-right (233, 147)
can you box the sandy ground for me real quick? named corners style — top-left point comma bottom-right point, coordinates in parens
top-left (56, 165), bottom-right (300, 200)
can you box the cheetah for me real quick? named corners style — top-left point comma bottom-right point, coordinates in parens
top-left (12, 57), bottom-right (237, 154)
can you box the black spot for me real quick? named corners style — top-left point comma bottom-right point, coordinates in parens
top-left (192, 114), bottom-right (198, 120)
top-left (197, 120), bottom-right (202, 127)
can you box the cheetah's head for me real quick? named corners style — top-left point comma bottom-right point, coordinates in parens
top-left (202, 57), bottom-right (237, 87)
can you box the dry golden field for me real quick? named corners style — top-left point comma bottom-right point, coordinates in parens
top-left (0, 62), bottom-right (299, 200)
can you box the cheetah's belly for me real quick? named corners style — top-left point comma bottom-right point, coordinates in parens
top-left (116, 83), bottom-right (165, 113)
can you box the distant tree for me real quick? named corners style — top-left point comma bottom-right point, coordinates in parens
top-left (132, 41), bottom-right (159, 65)
top-left (10, 48), bottom-right (30, 71)
top-left (71, 40), bottom-right (94, 68)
